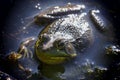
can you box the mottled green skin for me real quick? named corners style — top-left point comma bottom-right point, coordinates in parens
top-left (35, 13), bottom-right (93, 64)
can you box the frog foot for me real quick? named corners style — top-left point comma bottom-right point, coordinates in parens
top-left (8, 37), bottom-right (36, 61)
top-left (8, 51), bottom-right (22, 61)
top-left (18, 37), bottom-right (36, 58)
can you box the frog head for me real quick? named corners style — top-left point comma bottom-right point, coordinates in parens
top-left (35, 34), bottom-right (77, 64)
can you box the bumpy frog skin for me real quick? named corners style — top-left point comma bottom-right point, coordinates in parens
top-left (35, 12), bottom-right (93, 64)
top-left (5, 3), bottom-right (120, 80)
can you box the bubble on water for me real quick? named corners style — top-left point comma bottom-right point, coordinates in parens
top-left (35, 3), bottom-right (41, 10)
top-left (20, 18), bottom-right (25, 24)
top-left (23, 27), bottom-right (26, 30)
top-left (6, 77), bottom-right (11, 80)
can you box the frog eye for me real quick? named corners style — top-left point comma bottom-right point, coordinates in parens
top-left (65, 42), bottom-right (77, 57)
top-left (57, 41), bottom-right (65, 49)
top-left (54, 40), bottom-right (65, 49)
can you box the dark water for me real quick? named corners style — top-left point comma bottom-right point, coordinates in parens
top-left (0, 0), bottom-right (120, 80)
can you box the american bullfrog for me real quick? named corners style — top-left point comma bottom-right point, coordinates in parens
top-left (4, 3), bottom-right (120, 80)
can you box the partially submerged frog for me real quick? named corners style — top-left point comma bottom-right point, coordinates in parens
top-left (8, 4), bottom-right (93, 64)
top-left (6, 3), bottom-right (120, 80)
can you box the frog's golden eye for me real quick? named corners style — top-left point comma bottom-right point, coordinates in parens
top-left (65, 42), bottom-right (77, 57)
top-left (53, 40), bottom-right (65, 50)
top-left (57, 41), bottom-right (65, 49)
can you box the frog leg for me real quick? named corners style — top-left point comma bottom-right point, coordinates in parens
top-left (105, 45), bottom-right (120, 55)
top-left (34, 4), bottom-right (85, 25)
top-left (8, 37), bottom-right (36, 61)
top-left (18, 45), bottom-right (33, 58)
top-left (8, 51), bottom-right (22, 61)
top-left (89, 9), bottom-right (111, 32)
top-left (17, 37), bottom-right (36, 58)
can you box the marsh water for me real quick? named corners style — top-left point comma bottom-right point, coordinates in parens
top-left (0, 0), bottom-right (119, 80)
